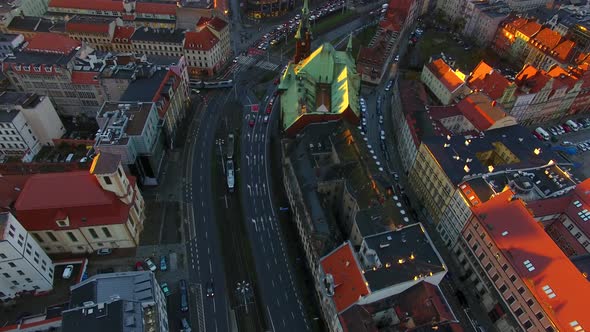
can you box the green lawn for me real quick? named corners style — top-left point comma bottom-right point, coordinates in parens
top-left (416, 30), bottom-right (499, 72)
top-left (313, 11), bottom-right (358, 35)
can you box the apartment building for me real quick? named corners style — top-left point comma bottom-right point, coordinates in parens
top-left (64, 271), bottom-right (167, 332)
top-left (110, 26), bottom-right (135, 53)
top-left (462, 1), bottom-right (511, 46)
top-left (0, 212), bottom-right (54, 301)
top-left (1, 33), bottom-right (108, 117)
top-left (65, 16), bottom-right (120, 52)
top-left (454, 190), bottom-right (590, 332)
top-left (183, 16), bottom-right (231, 77)
top-left (0, 0), bottom-right (50, 32)
top-left (421, 58), bottom-right (469, 105)
top-left (5, 16), bottom-right (66, 40)
top-left (13, 152), bottom-right (145, 254)
top-left (94, 102), bottom-right (165, 186)
top-left (130, 27), bottom-right (185, 58)
top-left (0, 33), bottom-right (23, 59)
top-left (0, 92), bottom-right (65, 162)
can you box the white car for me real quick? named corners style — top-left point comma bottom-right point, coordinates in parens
top-left (62, 265), bottom-right (74, 279)
top-left (144, 258), bottom-right (157, 272)
top-left (380, 130), bottom-right (386, 140)
top-left (379, 115), bottom-right (384, 124)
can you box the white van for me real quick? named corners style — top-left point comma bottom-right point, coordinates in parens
top-left (65, 153), bottom-right (74, 162)
top-left (566, 120), bottom-right (579, 131)
top-left (535, 127), bottom-right (550, 141)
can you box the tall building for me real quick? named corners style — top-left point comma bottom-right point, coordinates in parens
top-left (0, 212), bottom-right (54, 301)
top-left (13, 153), bottom-right (145, 254)
top-left (184, 16), bottom-right (231, 77)
top-left (420, 57), bottom-right (470, 105)
top-left (293, 0), bottom-right (311, 64)
top-left (0, 92), bottom-right (66, 162)
top-left (455, 190), bottom-right (590, 332)
top-left (63, 271), bottom-right (168, 332)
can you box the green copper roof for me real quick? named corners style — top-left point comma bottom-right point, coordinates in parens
top-left (279, 43), bottom-right (360, 132)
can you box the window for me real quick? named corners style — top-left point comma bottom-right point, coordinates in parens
top-left (46, 232), bottom-right (57, 242)
top-left (11, 280), bottom-right (18, 285)
top-left (3, 272), bottom-right (10, 278)
top-left (575, 232), bottom-right (582, 239)
top-left (25, 278), bottom-right (32, 282)
top-left (536, 312), bottom-right (544, 320)
top-left (56, 220), bottom-right (67, 227)
top-left (466, 233), bottom-right (473, 242)
top-left (524, 321), bottom-right (532, 329)
top-left (510, 275), bottom-right (517, 282)
top-left (8, 262), bottom-right (15, 268)
top-left (515, 308), bottom-right (524, 316)
top-left (567, 224), bottom-right (574, 231)
top-left (546, 327), bottom-right (555, 332)
top-left (117, 167), bottom-right (123, 177)
top-left (102, 227), bottom-right (112, 238)
top-left (103, 176), bottom-right (112, 185)
top-left (89, 228), bottom-right (99, 239)
top-left (527, 299), bottom-right (534, 306)
top-left (507, 296), bottom-right (515, 304)
top-left (66, 232), bottom-right (78, 242)
top-left (499, 284), bottom-right (507, 292)
top-left (478, 252), bottom-right (485, 260)
top-left (518, 287), bottom-right (525, 294)
top-left (17, 270), bottom-right (24, 276)
top-left (485, 263), bottom-right (492, 270)
top-left (502, 264), bottom-right (508, 271)
top-left (492, 274), bottom-right (499, 281)
top-left (0, 253), bottom-right (6, 259)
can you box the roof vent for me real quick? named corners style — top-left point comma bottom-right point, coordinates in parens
top-left (501, 231), bottom-right (509, 236)
top-left (523, 259), bottom-right (535, 272)
top-left (542, 285), bottom-right (556, 298)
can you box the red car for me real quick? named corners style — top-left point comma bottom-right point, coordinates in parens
top-left (135, 261), bottom-right (144, 271)
top-left (532, 131), bottom-right (543, 141)
top-left (248, 118), bottom-right (255, 127)
top-left (266, 105), bottom-right (272, 114)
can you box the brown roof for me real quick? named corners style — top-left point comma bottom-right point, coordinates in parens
top-left (517, 21), bottom-right (542, 38)
top-left (90, 152), bottom-right (121, 175)
top-left (551, 40), bottom-right (575, 62)
top-left (426, 58), bottom-right (465, 92)
top-left (206, 16), bottom-right (228, 31)
top-left (531, 28), bottom-right (562, 50)
top-left (184, 28), bottom-right (219, 51)
top-left (468, 61), bottom-right (510, 100)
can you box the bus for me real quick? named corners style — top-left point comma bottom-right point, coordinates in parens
top-left (227, 159), bottom-right (235, 193)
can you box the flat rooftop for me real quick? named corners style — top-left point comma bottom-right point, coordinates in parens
top-left (362, 223), bottom-right (446, 291)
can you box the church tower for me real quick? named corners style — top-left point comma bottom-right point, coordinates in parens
top-left (294, 0), bottom-right (311, 63)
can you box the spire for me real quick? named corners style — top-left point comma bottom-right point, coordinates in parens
top-left (295, 21), bottom-right (302, 40)
top-left (347, 33), bottom-right (353, 53)
top-left (302, 0), bottom-right (311, 30)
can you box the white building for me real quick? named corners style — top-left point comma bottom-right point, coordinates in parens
top-left (0, 212), bottom-right (54, 301)
top-left (0, 92), bottom-right (65, 162)
top-left (0, 34), bottom-right (24, 59)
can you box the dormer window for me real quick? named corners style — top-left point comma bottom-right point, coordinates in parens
top-left (33, 66), bottom-right (41, 72)
top-left (56, 218), bottom-right (69, 227)
top-left (103, 176), bottom-right (112, 185)
top-left (23, 65), bottom-right (30, 71)
top-left (45, 66), bottom-right (53, 72)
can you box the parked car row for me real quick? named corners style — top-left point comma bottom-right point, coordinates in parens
top-left (134, 256), bottom-right (167, 272)
top-left (534, 118), bottom-right (590, 141)
top-left (253, 0), bottom-right (345, 50)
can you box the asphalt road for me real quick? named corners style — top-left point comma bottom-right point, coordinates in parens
top-left (239, 85), bottom-right (310, 331)
top-left (184, 91), bottom-right (231, 332)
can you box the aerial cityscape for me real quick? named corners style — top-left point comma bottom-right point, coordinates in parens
top-left (0, 0), bottom-right (590, 331)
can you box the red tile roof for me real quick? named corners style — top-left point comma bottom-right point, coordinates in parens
top-left (320, 242), bottom-right (370, 312)
top-left (426, 58), bottom-right (465, 93)
top-left (456, 93), bottom-right (507, 131)
top-left (564, 178), bottom-right (590, 240)
top-left (468, 61), bottom-right (510, 100)
top-left (527, 196), bottom-right (570, 219)
top-left (471, 191), bottom-right (590, 332)
top-left (380, 0), bottom-right (411, 32)
top-left (49, 0), bottom-right (124, 12)
top-left (14, 171), bottom-right (135, 231)
top-left (547, 66), bottom-right (578, 90)
top-left (113, 26), bottom-right (135, 43)
top-left (0, 175), bottom-right (31, 212)
top-left (66, 21), bottom-right (111, 34)
top-left (531, 28), bottom-right (562, 50)
top-left (24, 32), bottom-right (81, 54)
top-left (551, 40), bottom-right (575, 62)
top-left (207, 16), bottom-right (228, 31)
top-left (515, 64), bottom-right (550, 93)
top-left (136, 2), bottom-right (177, 15)
top-left (71, 71), bottom-right (99, 85)
top-left (517, 21), bottom-right (542, 38)
top-left (507, 17), bottom-right (529, 30)
top-left (184, 28), bottom-right (219, 51)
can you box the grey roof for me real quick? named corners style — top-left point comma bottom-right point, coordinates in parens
top-left (0, 92), bottom-right (41, 108)
top-left (4, 48), bottom-right (77, 66)
top-left (120, 68), bottom-right (167, 102)
top-left (7, 16), bottom-right (64, 34)
top-left (92, 152), bottom-right (122, 175)
top-left (0, 109), bottom-right (20, 123)
top-left (422, 124), bottom-right (566, 186)
top-left (62, 300), bottom-right (144, 332)
top-left (0, 34), bottom-right (21, 43)
top-left (70, 271), bottom-right (156, 307)
top-left (362, 223), bottom-right (445, 291)
top-left (130, 27), bottom-right (185, 44)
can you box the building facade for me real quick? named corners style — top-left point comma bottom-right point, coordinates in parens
top-left (0, 212), bottom-right (54, 302)
top-left (0, 92), bottom-right (65, 162)
top-left (421, 58), bottom-right (469, 105)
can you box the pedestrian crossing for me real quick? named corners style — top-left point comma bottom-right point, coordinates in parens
top-left (255, 60), bottom-right (279, 71)
top-left (236, 55), bottom-right (257, 66)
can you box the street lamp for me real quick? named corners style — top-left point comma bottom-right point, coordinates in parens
top-left (236, 280), bottom-right (252, 314)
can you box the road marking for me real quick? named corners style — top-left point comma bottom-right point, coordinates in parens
top-left (201, 201), bottom-right (204, 207)
top-left (205, 231), bottom-right (208, 239)
top-left (272, 280), bottom-right (275, 288)
top-left (291, 312), bottom-right (295, 319)
top-left (209, 260), bottom-right (212, 273)
top-left (266, 306), bottom-right (276, 332)
top-left (208, 247), bottom-right (210, 254)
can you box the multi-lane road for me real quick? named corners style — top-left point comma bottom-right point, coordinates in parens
top-left (239, 87), bottom-right (311, 331)
top-left (184, 91), bottom-right (230, 332)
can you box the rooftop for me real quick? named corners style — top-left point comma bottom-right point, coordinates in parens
top-left (62, 300), bottom-right (143, 332)
top-left (425, 58), bottom-right (466, 93)
top-left (14, 171), bottom-right (135, 230)
top-left (24, 32), bottom-right (81, 55)
top-left (184, 28), bottom-right (219, 51)
top-left (130, 27), bottom-right (185, 44)
top-left (471, 191), bottom-right (590, 332)
top-left (90, 152), bottom-right (122, 175)
top-left (530, 28), bottom-right (562, 50)
top-left (422, 124), bottom-right (565, 185)
top-left (120, 68), bottom-right (168, 102)
top-left (0, 92), bottom-right (42, 109)
top-left (516, 21), bottom-right (542, 37)
top-left (455, 92), bottom-right (511, 131)
top-left (65, 16), bottom-right (114, 34)
top-left (95, 102), bottom-right (154, 146)
top-left (7, 16), bottom-right (64, 34)
top-left (112, 26), bottom-right (135, 43)
top-left (69, 271), bottom-right (157, 307)
top-left (320, 242), bottom-right (369, 312)
top-left (361, 223), bottom-right (446, 291)
top-left (339, 281), bottom-right (462, 332)
top-left (467, 61), bottom-right (510, 100)
top-left (49, 0), bottom-right (124, 12)
top-left (135, 1), bottom-right (177, 15)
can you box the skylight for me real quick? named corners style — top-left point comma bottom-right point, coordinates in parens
top-left (523, 260), bottom-right (535, 272)
top-left (542, 285), bottom-right (556, 299)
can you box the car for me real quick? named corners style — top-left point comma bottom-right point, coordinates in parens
top-left (179, 280), bottom-right (189, 312)
top-left (161, 282), bottom-right (171, 296)
top-left (181, 318), bottom-right (192, 332)
top-left (144, 258), bottom-right (157, 272)
top-left (135, 261), bottom-right (144, 271)
top-left (549, 128), bottom-right (557, 136)
top-left (393, 172), bottom-right (399, 181)
top-left (160, 256), bottom-right (167, 271)
top-left (561, 141), bottom-right (574, 146)
top-left (562, 123), bottom-right (572, 133)
top-left (248, 117), bottom-right (255, 127)
top-left (380, 130), bottom-right (386, 140)
top-left (96, 248), bottom-right (112, 256)
top-left (379, 115), bottom-right (384, 124)
top-left (266, 105), bottom-right (272, 114)
top-left (62, 265), bottom-right (74, 279)
top-left (394, 54), bottom-right (400, 62)
top-left (206, 279), bottom-right (215, 297)
top-left (532, 131), bottom-right (543, 141)
top-left (385, 80), bottom-right (393, 91)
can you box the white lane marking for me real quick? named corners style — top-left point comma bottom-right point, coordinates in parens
top-left (267, 306), bottom-right (276, 332)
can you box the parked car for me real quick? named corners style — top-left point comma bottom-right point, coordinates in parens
top-left (62, 265), bottom-right (74, 279)
top-left (96, 248), bottom-right (112, 256)
top-left (181, 318), bottom-right (192, 332)
top-left (180, 280), bottom-right (189, 312)
top-left (562, 123), bottom-right (572, 133)
top-left (160, 256), bottom-right (167, 271)
top-left (135, 261), bottom-right (144, 271)
top-left (161, 282), bottom-right (171, 296)
top-left (144, 258), bottom-right (157, 272)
